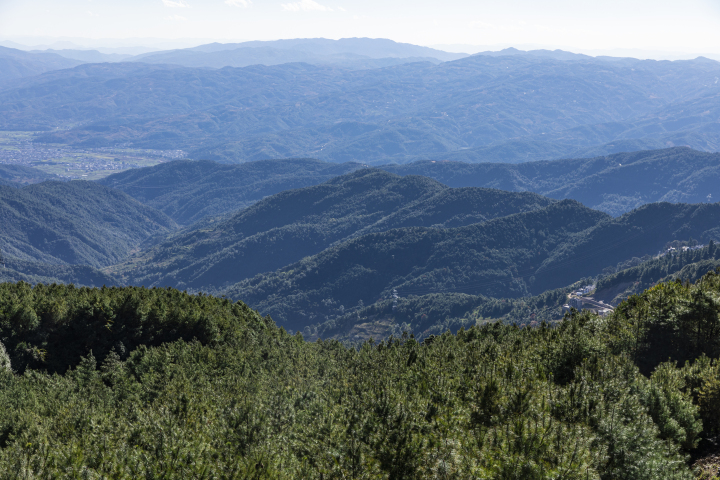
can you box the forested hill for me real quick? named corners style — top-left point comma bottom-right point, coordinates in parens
top-left (0, 258), bottom-right (118, 288)
top-left (225, 201), bottom-right (720, 330)
top-left (98, 148), bottom-right (720, 225)
top-left (0, 164), bottom-right (58, 186)
top-left (224, 200), bottom-right (608, 329)
top-left (384, 148), bottom-right (720, 216)
top-left (112, 169), bottom-right (555, 290)
top-left (0, 181), bottom-right (177, 267)
top-left (97, 158), bottom-right (364, 225)
top-left (307, 244), bottom-right (720, 343)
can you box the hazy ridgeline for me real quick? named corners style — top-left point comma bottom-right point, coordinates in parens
top-left (1, 42), bottom-right (719, 165)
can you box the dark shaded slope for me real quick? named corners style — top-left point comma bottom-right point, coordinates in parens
top-left (593, 243), bottom-right (720, 305)
top-left (223, 200), bottom-right (606, 329)
top-left (0, 181), bottom-right (177, 267)
top-left (97, 158), bottom-right (364, 225)
top-left (535, 202), bottom-right (720, 291)
top-left (384, 148), bottom-right (720, 215)
top-left (113, 169), bottom-right (554, 290)
top-left (225, 201), bottom-right (720, 330)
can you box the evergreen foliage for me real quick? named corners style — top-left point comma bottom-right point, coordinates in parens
top-left (3, 274), bottom-right (720, 478)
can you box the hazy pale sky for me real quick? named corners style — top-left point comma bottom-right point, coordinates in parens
top-left (1, 0), bottom-right (720, 54)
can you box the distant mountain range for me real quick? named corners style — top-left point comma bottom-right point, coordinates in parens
top-left (385, 148), bottom-right (720, 216)
top-left (0, 46), bottom-right (81, 86)
top-left (2, 36), bottom-right (720, 342)
top-left (1, 45), bottom-right (716, 164)
top-left (129, 38), bottom-right (464, 69)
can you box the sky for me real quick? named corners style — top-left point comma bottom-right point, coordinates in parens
top-left (1, 0), bottom-right (720, 56)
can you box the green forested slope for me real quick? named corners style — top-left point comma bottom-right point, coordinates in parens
top-left (385, 148), bottom-right (720, 216)
top-left (535, 202), bottom-right (720, 290)
top-left (314, 245), bottom-right (720, 343)
top-left (0, 181), bottom-right (177, 267)
top-left (98, 158), bottom-right (364, 225)
top-left (2, 277), bottom-right (720, 477)
top-left (310, 281), bottom-right (589, 342)
top-left (100, 148), bottom-right (720, 224)
top-left (113, 169), bottom-right (555, 290)
top-left (225, 201), bottom-right (720, 331)
top-left (224, 200), bottom-right (607, 329)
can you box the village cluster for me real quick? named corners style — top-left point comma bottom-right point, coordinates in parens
top-left (562, 284), bottom-right (615, 317)
top-left (0, 136), bottom-right (186, 178)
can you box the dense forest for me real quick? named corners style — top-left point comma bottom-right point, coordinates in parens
top-left (2, 270), bottom-right (720, 477)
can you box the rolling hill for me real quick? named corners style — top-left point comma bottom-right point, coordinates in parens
top-left (101, 148), bottom-right (720, 221)
top-left (0, 181), bottom-right (177, 268)
top-left (385, 148), bottom-right (720, 216)
top-left (0, 164), bottom-right (58, 186)
top-left (223, 201), bottom-right (720, 330)
top-left (111, 169), bottom-right (555, 290)
top-left (97, 158), bottom-right (364, 225)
